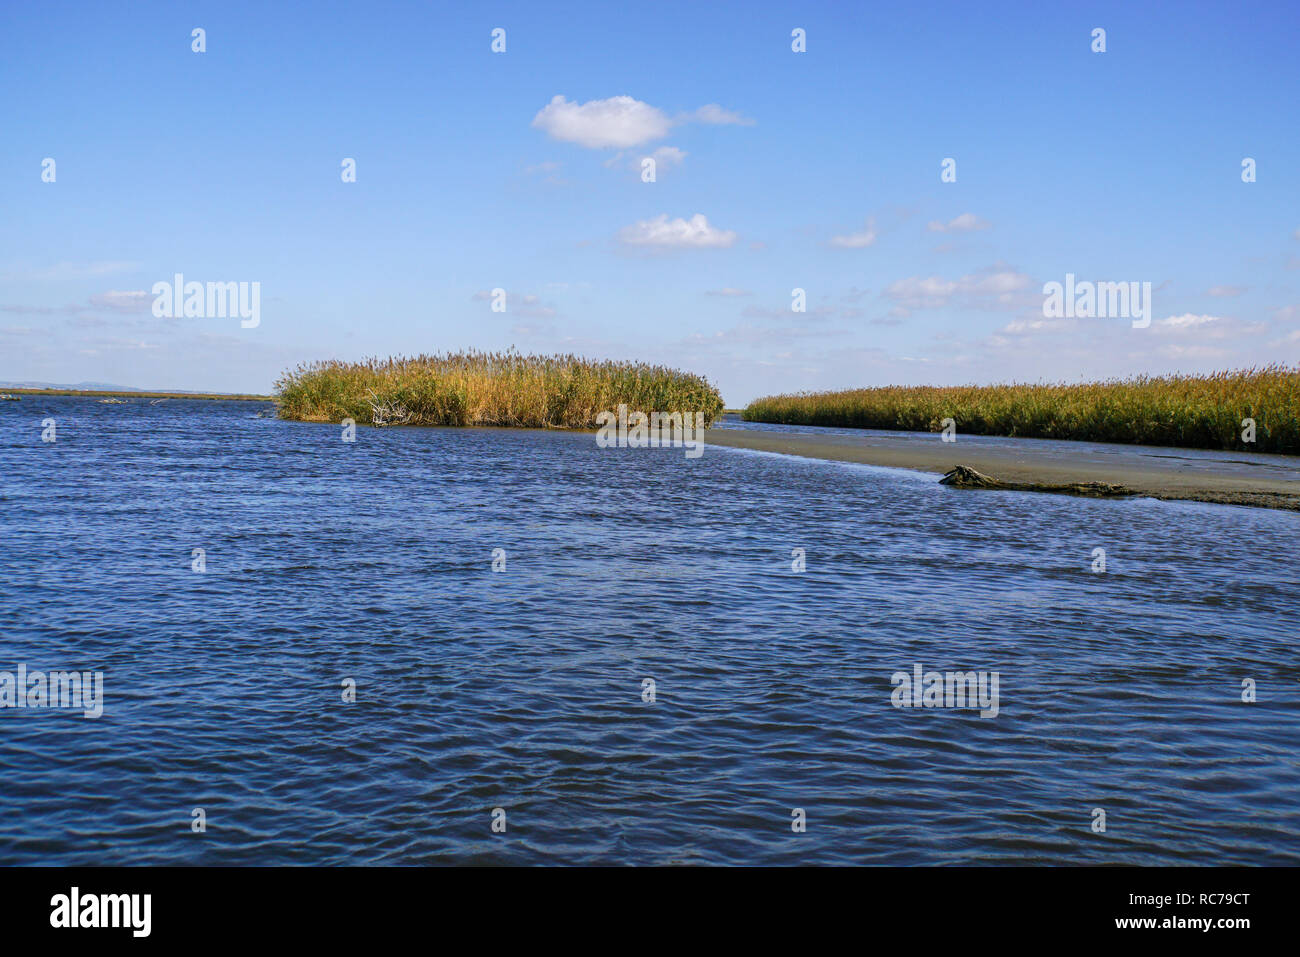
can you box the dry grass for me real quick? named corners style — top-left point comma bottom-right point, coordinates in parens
top-left (743, 365), bottom-right (1300, 454)
top-left (274, 351), bottom-right (725, 429)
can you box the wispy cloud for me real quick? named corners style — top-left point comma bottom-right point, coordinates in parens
top-left (679, 104), bottom-right (754, 126)
top-left (618, 214), bottom-right (737, 248)
top-left (89, 290), bottom-right (152, 314)
top-left (926, 212), bottom-right (990, 233)
top-left (828, 218), bottom-right (877, 249)
top-left (885, 268), bottom-right (1032, 312)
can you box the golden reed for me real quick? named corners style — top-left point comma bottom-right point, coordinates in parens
top-left (744, 365), bottom-right (1300, 454)
top-left (275, 351), bottom-right (725, 430)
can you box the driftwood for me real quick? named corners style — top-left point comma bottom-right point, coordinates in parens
top-left (939, 465), bottom-right (1132, 498)
top-left (366, 389), bottom-right (412, 426)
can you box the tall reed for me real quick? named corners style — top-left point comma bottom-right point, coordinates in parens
top-left (743, 365), bottom-right (1300, 454)
top-left (274, 351), bottom-right (724, 429)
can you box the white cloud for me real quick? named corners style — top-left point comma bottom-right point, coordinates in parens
top-left (828, 218), bottom-right (877, 248)
top-left (618, 214), bottom-right (737, 248)
top-left (1001, 317), bottom-right (1073, 333)
top-left (926, 213), bottom-right (990, 233)
top-left (532, 95), bottom-right (672, 149)
top-left (1157, 313), bottom-right (1221, 328)
top-left (1206, 285), bottom-right (1245, 297)
top-left (532, 96), bottom-right (754, 151)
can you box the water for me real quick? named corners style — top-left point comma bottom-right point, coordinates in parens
top-left (2, 397), bottom-right (1298, 865)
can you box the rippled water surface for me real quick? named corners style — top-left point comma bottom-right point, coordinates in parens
top-left (2, 398), bottom-right (1298, 865)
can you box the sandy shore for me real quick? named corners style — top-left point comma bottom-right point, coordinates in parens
top-left (708, 422), bottom-right (1300, 512)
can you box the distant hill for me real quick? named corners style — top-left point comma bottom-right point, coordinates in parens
top-left (1, 380), bottom-right (268, 398)
top-left (0, 381), bottom-right (270, 401)
top-left (0, 379), bottom-right (147, 391)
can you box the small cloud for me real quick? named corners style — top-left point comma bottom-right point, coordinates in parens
top-left (618, 213), bottom-right (737, 248)
top-left (705, 287), bottom-right (752, 297)
top-left (1157, 313), bottom-right (1221, 328)
top-left (1206, 285), bottom-right (1246, 297)
top-left (1000, 317), bottom-right (1073, 334)
top-left (829, 218), bottom-right (877, 249)
top-left (926, 213), bottom-right (990, 233)
top-left (532, 96), bottom-right (753, 150)
top-left (532, 95), bottom-right (672, 149)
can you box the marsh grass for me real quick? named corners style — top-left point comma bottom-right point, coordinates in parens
top-left (274, 351), bottom-right (725, 429)
top-left (743, 365), bottom-right (1300, 454)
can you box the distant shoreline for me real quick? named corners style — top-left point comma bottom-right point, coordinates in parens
top-left (2, 388), bottom-right (271, 401)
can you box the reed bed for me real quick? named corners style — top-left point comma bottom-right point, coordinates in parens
top-left (743, 365), bottom-right (1300, 454)
top-left (274, 351), bottom-right (725, 429)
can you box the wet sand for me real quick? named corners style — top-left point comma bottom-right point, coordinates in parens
top-left (708, 424), bottom-right (1300, 511)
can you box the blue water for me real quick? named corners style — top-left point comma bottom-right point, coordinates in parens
top-left (2, 397), bottom-right (1298, 865)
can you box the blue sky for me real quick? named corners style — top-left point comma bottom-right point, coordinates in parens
top-left (2, 0), bottom-right (1298, 404)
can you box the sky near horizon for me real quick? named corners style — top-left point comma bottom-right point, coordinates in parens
top-left (2, 0), bottom-right (1299, 405)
